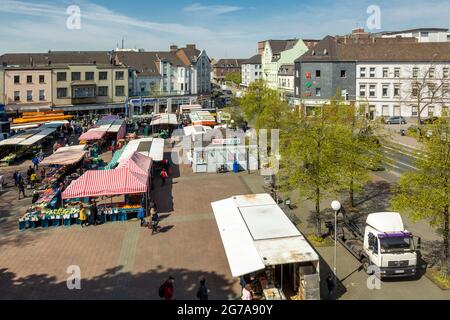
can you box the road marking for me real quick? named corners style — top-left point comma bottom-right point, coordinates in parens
top-left (382, 145), bottom-right (420, 159)
top-left (383, 155), bottom-right (418, 170)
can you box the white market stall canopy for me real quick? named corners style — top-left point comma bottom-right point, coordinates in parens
top-left (40, 145), bottom-right (87, 166)
top-left (117, 138), bottom-right (165, 163)
top-left (18, 128), bottom-right (56, 146)
top-left (0, 128), bottom-right (55, 146)
top-left (150, 113), bottom-right (178, 126)
top-left (211, 194), bottom-right (319, 277)
top-left (107, 119), bottom-right (126, 133)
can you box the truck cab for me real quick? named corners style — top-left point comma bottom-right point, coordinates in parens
top-left (363, 212), bottom-right (418, 278)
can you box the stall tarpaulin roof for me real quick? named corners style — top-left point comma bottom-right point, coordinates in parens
top-left (150, 113), bottom-right (178, 126)
top-left (40, 145), bottom-right (87, 166)
top-left (149, 138), bottom-right (165, 162)
top-left (116, 151), bottom-right (152, 176)
top-left (107, 119), bottom-right (125, 133)
top-left (18, 128), bottom-right (56, 146)
top-left (211, 194), bottom-right (319, 277)
top-left (0, 129), bottom-right (40, 146)
top-left (62, 152), bottom-right (151, 199)
top-left (79, 128), bottom-right (107, 141)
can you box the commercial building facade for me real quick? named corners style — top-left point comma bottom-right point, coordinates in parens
top-left (212, 59), bottom-right (246, 83)
top-left (294, 32), bottom-right (450, 119)
top-left (379, 28), bottom-right (450, 43)
top-left (241, 54), bottom-right (262, 87)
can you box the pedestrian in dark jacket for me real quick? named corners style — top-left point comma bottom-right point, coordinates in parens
top-left (326, 273), bottom-right (335, 300)
top-left (18, 180), bottom-right (26, 199)
top-left (13, 171), bottom-right (18, 187)
top-left (196, 278), bottom-right (209, 300)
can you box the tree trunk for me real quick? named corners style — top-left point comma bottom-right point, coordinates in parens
top-left (443, 205), bottom-right (449, 274)
top-left (315, 187), bottom-right (321, 236)
top-left (349, 177), bottom-right (355, 208)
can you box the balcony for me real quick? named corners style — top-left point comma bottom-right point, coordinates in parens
top-left (72, 84), bottom-right (97, 105)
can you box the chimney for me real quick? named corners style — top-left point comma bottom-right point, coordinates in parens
top-left (186, 44), bottom-right (196, 50)
top-left (170, 45), bottom-right (178, 52)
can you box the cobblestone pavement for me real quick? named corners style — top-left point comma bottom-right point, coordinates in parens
top-left (0, 152), bottom-right (251, 300)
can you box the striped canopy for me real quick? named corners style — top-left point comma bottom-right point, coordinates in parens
top-left (62, 152), bottom-right (152, 199)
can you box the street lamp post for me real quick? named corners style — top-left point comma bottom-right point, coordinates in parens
top-left (331, 200), bottom-right (341, 285)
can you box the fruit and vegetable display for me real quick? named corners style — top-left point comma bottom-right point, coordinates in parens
top-left (19, 208), bottom-right (79, 222)
top-left (1, 153), bottom-right (16, 162)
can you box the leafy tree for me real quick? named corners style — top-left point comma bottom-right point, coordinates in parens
top-left (225, 72), bottom-right (241, 86)
top-left (338, 104), bottom-right (385, 207)
top-left (391, 118), bottom-right (450, 274)
top-left (279, 100), bottom-right (348, 235)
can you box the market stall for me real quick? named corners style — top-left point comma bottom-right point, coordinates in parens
top-left (189, 110), bottom-right (216, 127)
top-left (40, 145), bottom-right (87, 166)
top-left (61, 151), bottom-right (152, 223)
top-left (211, 194), bottom-right (321, 300)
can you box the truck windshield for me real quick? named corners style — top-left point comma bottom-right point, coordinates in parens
top-left (379, 236), bottom-right (414, 253)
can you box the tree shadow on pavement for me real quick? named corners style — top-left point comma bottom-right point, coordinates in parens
top-left (0, 265), bottom-right (238, 300)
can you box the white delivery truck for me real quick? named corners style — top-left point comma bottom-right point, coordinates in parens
top-left (328, 211), bottom-right (421, 278)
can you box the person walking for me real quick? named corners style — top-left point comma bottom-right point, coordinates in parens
top-left (30, 172), bottom-right (38, 188)
top-left (32, 156), bottom-right (39, 171)
top-left (26, 166), bottom-right (34, 180)
top-left (92, 201), bottom-right (99, 226)
top-left (79, 205), bottom-right (88, 228)
top-left (18, 180), bottom-right (26, 199)
top-left (326, 273), bottom-right (335, 300)
top-left (40, 167), bottom-right (46, 181)
top-left (137, 206), bottom-right (145, 227)
top-left (160, 168), bottom-right (168, 186)
top-left (196, 278), bottom-right (209, 300)
top-left (13, 171), bottom-right (19, 187)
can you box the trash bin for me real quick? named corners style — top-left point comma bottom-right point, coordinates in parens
top-left (233, 161), bottom-right (239, 173)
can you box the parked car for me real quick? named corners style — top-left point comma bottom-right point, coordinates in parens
top-left (386, 116), bottom-right (406, 125)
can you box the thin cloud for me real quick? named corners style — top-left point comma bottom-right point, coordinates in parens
top-left (183, 3), bottom-right (241, 15)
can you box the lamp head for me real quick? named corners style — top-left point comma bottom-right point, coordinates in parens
top-left (331, 200), bottom-right (341, 212)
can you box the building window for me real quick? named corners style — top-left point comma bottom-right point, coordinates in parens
top-left (73, 86), bottom-right (95, 98)
top-left (412, 85), bottom-right (418, 97)
top-left (39, 90), bottom-right (45, 101)
top-left (394, 68), bottom-right (400, 78)
top-left (181, 83), bottom-right (184, 91)
top-left (98, 86), bottom-right (108, 96)
top-left (394, 84), bottom-right (400, 97)
top-left (14, 75), bottom-right (20, 84)
top-left (411, 106), bottom-right (418, 117)
top-left (382, 105), bottom-right (389, 117)
top-left (393, 105), bottom-right (400, 116)
top-left (57, 72), bottom-right (67, 82)
top-left (428, 106), bottom-right (435, 117)
top-left (369, 68), bottom-right (376, 78)
top-left (340, 70), bottom-right (347, 78)
top-left (413, 67), bottom-right (419, 78)
top-left (443, 67), bottom-right (449, 79)
top-left (316, 70), bottom-right (321, 78)
top-left (429, 68), bottom-right (435, 78)
top-left (382, 84), bottom-right (389, 97)
top-left (421, 32), bottom-right (429, 37)
top-left (14, 91), bottom-right (20, 101)
top-left (39, 75), bottom-right (45, 84)
top-left (115, 85), bottom-right (125, 96)
top-left (315, 88), bottom-right (321, 97)
top-left (382, 68), bottom-right (389, 78)
top-left (57, 88), bottom-right (68, 98)
top-left (116, 71), bottom-right (124, 80)
top-left (295, 86), bottom-right (299, 96)
top-left (443, 84), bottom-right (449, 95)
top-left (296, 70), bottom-right (299, 78)
top-left (360, 67), bottom-right (366, 78)
top-left (99, 72), bottom-right (108, 80)
top-left (359, 84), bottom-right (366, 97)
top-left (27, 90), bottom-right (32, 101)
top-left (71, 72), bottom-right (81, 81)
top-left (27, 75), bottom-right (32, 84)
top-left (369, 84), bottom-right (376, 97)
top-left (85, 72), bottom-right (94, 81)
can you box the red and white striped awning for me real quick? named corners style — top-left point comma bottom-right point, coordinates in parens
top-left (62, 152), bottom-right (152, 199)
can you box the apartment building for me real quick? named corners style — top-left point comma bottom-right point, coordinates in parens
top-left (2, 68), bottom-right (53, 113)
top-left (379, 28), bottom-right (450, 43)
top-left (212, 59), bottom-right (245, 83)
top-left (241, 54), bottom-right (262, 87)
top-left (0, 52), bottom-right (128, 114)
top-left (261, 39), bottom-right (310, 93)
top-left (294, 34), bottom-right (450, 119)
top-left (277, 65), bottom-right (295, 100)
top-left (117, 44), bottom-right (211, 97)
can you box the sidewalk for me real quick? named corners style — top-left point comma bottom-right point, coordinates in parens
top-left (381, 127), bottom-right (423, 151)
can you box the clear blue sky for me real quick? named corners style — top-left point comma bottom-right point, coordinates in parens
top-left (0, 0), bottom-right (449, 58)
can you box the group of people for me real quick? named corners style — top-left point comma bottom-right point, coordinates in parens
top-left (159, 277), bottom-right (209, 300)
top-left (13, 165), bottom-right (46, 200)
top-left (79, 200), bottom-right (100, 228)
